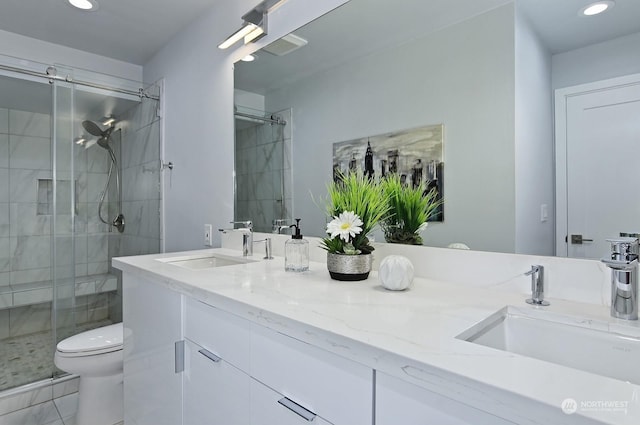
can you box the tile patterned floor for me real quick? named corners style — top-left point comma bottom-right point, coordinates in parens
top-left (0, 321), bottom-right (112, 392)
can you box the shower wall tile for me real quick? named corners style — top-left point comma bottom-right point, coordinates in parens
top-left (74, 235), bottom-right (87, 264)
top-left (0, 309), bottom-right (8, 339)
top-left (122, 161), bottom-right (160, 201)
top-left (0, 203), bottom-right (9, 237)
top-left (9, 303), bottom-right (52, 336)
top-left (146, 199), bottom-right (161, 240)
top-left (0, 169), bottom-right (8, 202)
top-left (87, 262), bottom-right (108, 275)
top-left (86, 173), bottom-right (108, 203)
top-left (75, 172), bottom-right (88, 204)
top-left (87, 234), bottom-right (108, 264)
top-left (54, 214), bottom-right (73, 236)
top-left (9, 110), bottom-right (50, 138)
top-left (10, 268), bottom-right (51, 285)
top-left (0, 272), bottom-right (9, 287)
top-left (10, 203), bottom-right (51, 237)
top-left (9, 169), bottom-right (51, 203)
top-left (0, 401), bottom-right (61, 425)
top-left (283, 138), bottom-right (292, 170)
top-left (236, 146), bottom-right (256, 176)
top-left (86, 203), bottom-right (109, 234)
top-left (128, 97), bottom-right (159, 132)
top-left (125, 121), bottom-right (159, 168)
top-left (74, 203), bottom-right (88, 234)
top-left (0, 237), bottom-right (9, 273)
top-left (10, 236), bottom-right (51, 271)
top-left (0, 134), bottom-right (8, 168)
top-left (86, 146), bottom-right (109, 173)
top-left (9, 135), bottom-right (52, 170)
top-left (54, 236), bottom-right (73, 267)
top-left (262, 142), bottom-right (283, 172)
top-left (13, 287), bottom-right (53, 307)
top-left (0, 293), bottom-right (11, 309)
top-left (255, 172), bottom-right (275, 201)
top-left (122, 201), bottom-right (143, 237)
top-left (0, 108), bottom-right (8, 133)
top-left (236, 126), bottom-right (257, 150)
top-left (75, 263), bottom-right (88, 278)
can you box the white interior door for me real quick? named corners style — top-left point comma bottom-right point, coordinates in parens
top-left (556, 74), bottom-right (640, 258)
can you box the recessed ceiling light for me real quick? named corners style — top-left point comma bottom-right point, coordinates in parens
top-left (241, 54), bottom-right (256, 62)
top-left (67, 0), bottom-right (99, 11)
top-left (580, 1), bottom-right (615, 16)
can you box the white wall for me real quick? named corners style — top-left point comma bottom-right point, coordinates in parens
top-left (0, 29), bottom-right (142, 82)
top-left (266, 4), bottom-right (516, 253)
top-left (144, 0), bottom-right (348, 252)
top-left (552, 31), bottom-right (640, 90)
top-left (514, 6), bottom-right (554, 255)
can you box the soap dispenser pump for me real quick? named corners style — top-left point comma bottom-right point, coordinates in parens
top-left (285, 219), bottom-right (309, 272)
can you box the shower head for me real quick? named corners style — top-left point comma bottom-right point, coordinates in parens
top-left (82, 120), bottom-right (104, 137)
top-left (82, 119), bottom-right (115, 150)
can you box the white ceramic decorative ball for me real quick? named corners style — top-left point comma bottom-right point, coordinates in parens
top-left (379, 255), bottom-right (414, 291)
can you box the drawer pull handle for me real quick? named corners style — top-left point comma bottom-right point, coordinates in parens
top-left (198, 348), bottom-right (222, 363)
top-left (277, 397), bottom-right (316, 422)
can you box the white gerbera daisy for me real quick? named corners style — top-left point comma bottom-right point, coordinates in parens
top-left (326, 211), bottom-right (363, 242)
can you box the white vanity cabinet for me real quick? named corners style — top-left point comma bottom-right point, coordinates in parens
top-left (183, 297), bottom-right (373, 425)
top-left (376, 372), bottom-right (517, 425)
top-left (183, 339), bottom-right (252, 424)
top-left (122, 274), bottom-right (183, 425)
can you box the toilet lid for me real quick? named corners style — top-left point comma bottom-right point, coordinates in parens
top-left (57, 323), bottom-right (123, 354)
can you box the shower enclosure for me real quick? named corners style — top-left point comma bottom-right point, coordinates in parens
top-left (234, 105), bottom-right (292, 232)
top-left (0, 55), bottom-right (163, 395)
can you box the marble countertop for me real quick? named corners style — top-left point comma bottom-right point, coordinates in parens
top-left (113, 248), bottom-right (640, 425)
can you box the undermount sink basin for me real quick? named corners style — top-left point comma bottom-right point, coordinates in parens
top-left (457, 306), bottom-right (640, 385)
top-left (156, 253), bottom-right (255, 270)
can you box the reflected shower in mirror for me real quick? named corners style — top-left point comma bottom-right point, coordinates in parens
top-left (234, 0), bottom-right (640, 256)
top-left (234, 101), bottom-right (293, 233)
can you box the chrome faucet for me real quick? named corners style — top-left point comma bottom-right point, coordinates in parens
top-left (272, 219), bottom-right (292, 234)
top-left (219, 221), bottom-right (253, 256)
top-left (602, 238), bottom-right (638, 320)
top-left (253, 238), bottom-right (273, 260)
top-left (525, 265), bottom-right (549, 306)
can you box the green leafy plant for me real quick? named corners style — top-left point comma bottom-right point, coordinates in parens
top-left (320, 172), bottom-right (391, 254)
top-left (381, 174), bottom-right (442, 245)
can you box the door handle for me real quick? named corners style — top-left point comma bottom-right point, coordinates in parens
top-left (277, 397), bottom-right (316, 422)
top-left (198, 348), bottom-right (222, 363)
top-left (570, 234), bottom-right (593, 245)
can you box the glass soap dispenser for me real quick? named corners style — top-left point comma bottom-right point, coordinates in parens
top-left (285, 219), bottom-right (309, 272)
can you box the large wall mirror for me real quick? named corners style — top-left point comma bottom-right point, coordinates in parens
top-left (234, 0), bottom-right (640, 257)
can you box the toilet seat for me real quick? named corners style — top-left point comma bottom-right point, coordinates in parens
top-left (57, 323), bottom-right (123, 357)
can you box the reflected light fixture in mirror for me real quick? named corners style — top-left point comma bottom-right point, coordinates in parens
top-left (67, 0), bottom-right (99, 11)
top-left (580, 1), bottom-right (615, 16)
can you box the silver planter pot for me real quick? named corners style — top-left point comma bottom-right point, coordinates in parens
top-left (326, 252), bottom-right (372, 281)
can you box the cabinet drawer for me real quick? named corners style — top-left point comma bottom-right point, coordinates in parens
top-left (184, 298), bottom-right (251, 371)
top-left (183, 340), bottom-right (251, 425)
top-left (250, 378), bottom-right (333, 425)
top-left (251, 326), bottom-right (373, 425)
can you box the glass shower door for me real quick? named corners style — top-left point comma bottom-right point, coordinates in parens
top-left (51, 74), bottom-right (77, 364)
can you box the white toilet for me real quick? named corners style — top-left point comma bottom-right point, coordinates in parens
top-left (54, 322), bottom-right (124, 425)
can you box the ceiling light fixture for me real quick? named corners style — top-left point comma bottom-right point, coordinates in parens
top-left (102, 117), bottom-right (116, 126)
top-left (218, 0), bottom-right (283, 50)
top-left (241, 55), bottom-right (256, 62)
top-left (74, 137), bottom-right (87, 145)
top-left (580, 1), bottom-right (615, 16)
top-left (67, 0), bottom-right (99, 11)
